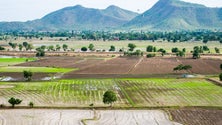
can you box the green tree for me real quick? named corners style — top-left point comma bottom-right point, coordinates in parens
top-left (9, 42), bottom-right (17, 50)
top-left (18, 44), bottom-right (23, 51)
top-left (103, 90), bottom-right (117, 106)
top-left (23, 42), bottom-right (28, 51)
top-left (27, 44), bottom-right (34, 51)
top-left (81, 47), bottom-right (87, 52)
top-left (47, 45), bottom-right (54, 51)
top-left (36, 49), bottom-right (45, 57)
top-left (109, 45), bottom-right (115, 51)
top-left (40, 45), bottom-right (46, 51)
top-left (23, 70), bottom-right (33, 81)
top-left (128, 43), bottom-right (136, 51)
top-left (215, 47), bottom-right (220, 53)
top-left (62, 44), bottom-right (68, 51)
top-left (146, 45), bottom-right (154, 52)
top-left (56, 44), bottom-right (61, 51)
top-left (8, 97), bottom-right (22, 108)
top-left (192, 50), bottom-right (200, 59)
top-left (171, 47), bottom-right (179, 53)
top-left (88, 43), bottom-right (95, 51)
top-left (176, 51), bottom-right (185, 57)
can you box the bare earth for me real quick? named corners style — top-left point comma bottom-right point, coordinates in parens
top-left (0, 109), bottom-right (181, 125)
top-left (169, 108), bottom-right (222, 125)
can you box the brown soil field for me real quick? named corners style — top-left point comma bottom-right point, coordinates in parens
top-left (169, 108), bottom-right (222, 125)
top-left (64, 56), bottom-right (221, 78)
top-left (1, 55), bottom-right (221, 79)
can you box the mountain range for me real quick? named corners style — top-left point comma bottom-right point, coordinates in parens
top-left (0, 0), bottom-right (222, 31)
top-left (125, 0), bottom-right (222, 31)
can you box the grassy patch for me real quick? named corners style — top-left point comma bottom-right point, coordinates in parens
top-left (0, 66), bottom-right (75, 73)
top-left (0, 57), bottom-right (36, 66)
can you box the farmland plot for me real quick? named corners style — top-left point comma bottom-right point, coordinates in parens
top-left (0, 79), bottom-right (127, 107)
top-left (0, 78), bottom-right (221, 107)
top-left (116, 78), bottom-right (222, 107)
top-left (169, 108), bottom-right (222, 125)
top-left (0, 109), bottom-right (182, 125)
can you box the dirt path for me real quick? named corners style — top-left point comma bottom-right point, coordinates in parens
top-left (128, 57), bottom-right (144, 73)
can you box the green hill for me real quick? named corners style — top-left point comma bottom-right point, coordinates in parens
top-left (124, 0), bottom-right (222, 31)
top-left (0, 5), bottom-right (138, 31)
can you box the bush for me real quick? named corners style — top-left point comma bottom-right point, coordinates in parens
top-left (29, 102), bottom-right (34, 108)
top-left (81, 47), bottom-right (87, 52)
top-left (146, 54), bottom-right (156, 58)
top-left (0, 46), bottom-right (5, 50)
top-left (23, 70), bottom-right (33, 81)
top-left (219, 73), bottom-right (222, 81)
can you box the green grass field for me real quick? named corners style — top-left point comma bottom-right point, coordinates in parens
top-left (0, 78), bottom-right (221, 107)
top-left (0, 66), bottom-right (76, 73)
top-left (0, 57), bottom-right (36, 66)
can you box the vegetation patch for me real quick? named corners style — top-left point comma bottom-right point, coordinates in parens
top-left (0, 66), bottom-right (75, 73)
top-left (0, 78), bottom-right (221, 108)
top-left (0, 57), bottom-right (36, 66)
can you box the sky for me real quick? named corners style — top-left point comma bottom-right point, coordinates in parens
top-left (0, 0), bottom-right (222, 22)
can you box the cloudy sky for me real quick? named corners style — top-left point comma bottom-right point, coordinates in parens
top-left (0, 0), bottom-right (222, 21)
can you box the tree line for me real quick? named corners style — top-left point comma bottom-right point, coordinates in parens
top-left (1, 31), bottom-right (222, 43)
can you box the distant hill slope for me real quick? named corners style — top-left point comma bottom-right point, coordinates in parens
top-left (0, 5), bottom-right (138, 31)
top-left (124, 0), bottom-right (222, 31)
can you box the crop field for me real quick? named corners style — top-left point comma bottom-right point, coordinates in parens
top-left (0, 57), bottom-right (36, 66)
top-left (0, 66), bottom-right (75, 73)
top-left (116, 78), bottom-right (222, 107)
top-left (0, 79), bottom-right (127, 107)
top-left (0, 78), bottom-right (221, 107)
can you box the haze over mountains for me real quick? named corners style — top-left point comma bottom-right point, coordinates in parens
top-left (0, 0), bottom-right (222, 32)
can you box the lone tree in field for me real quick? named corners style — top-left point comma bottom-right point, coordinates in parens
top-left (109, 45), bottom-right (115, 51)
top-left (128, 43), bottom-right (136, 51)
top-left (8, 97), bottom-right (22, 108)
top-left (88, 43), bottom-right (95, 51)
top-left (81, 47), bottom-right (87, 52)
top-left (103, 90), bottom-right (117, 107)
top-left (23, 70), bottom-right (33, 81)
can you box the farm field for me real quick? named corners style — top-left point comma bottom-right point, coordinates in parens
top-left (0, 56), bottom-right (36, 66)
top-left (64, 56), bottom-right (221, 78)
top-left (0, 78), bottom-right (221, 107)
top-left (0, 66), bottom-right (74, 73)
top-left (0, 109), bottom-right (182, 125)
top-left (169, 108), bottom-right (222, 125)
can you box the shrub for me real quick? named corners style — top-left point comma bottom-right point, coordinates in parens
top-left (219, 73), bottom-right (222, 81)
top-left (146, 54), bottom-right (156, 58)
top-left (81, 47), bottom-right (87, 52)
